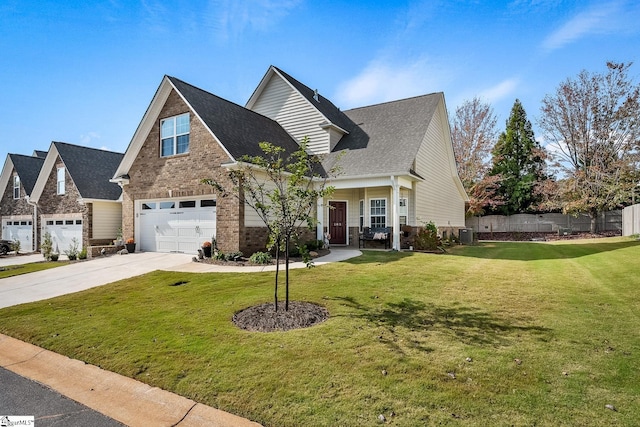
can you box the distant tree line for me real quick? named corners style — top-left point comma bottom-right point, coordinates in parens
top-left (451, 62), bottom-right (640, 233)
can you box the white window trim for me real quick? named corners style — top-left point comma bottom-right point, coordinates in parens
top-left (359, 199), bottom-right (364, 232)
top-left (370, 198), bottom-right (387, 228)
top-left (13, 175), bottom-right (20, 199)
top-left (57, 167), bottom-right (65, 195)
top-left (399, 197), bottom-right (408, 226)
top-left (160, 113), bottom-right (190, 157)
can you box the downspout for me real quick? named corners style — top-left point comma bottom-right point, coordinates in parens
top-left (26, 195), bottom-right (38, 252)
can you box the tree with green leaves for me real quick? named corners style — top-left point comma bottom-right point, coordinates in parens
top-left (489, 99), bottom-right (547, 215)
top-left (539, 62), bottom-right (640, 233)
top-left (203, 137), bottom-right (336, 311)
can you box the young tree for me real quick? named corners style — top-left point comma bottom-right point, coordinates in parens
top-left (450, 97), bottom-right (502, 215)
top-left (203, 138), bottom-right (336, 311)
top-left (539, 62), bottom-right (640, 233)
top-left (489, 99), bottom-right (547, 215)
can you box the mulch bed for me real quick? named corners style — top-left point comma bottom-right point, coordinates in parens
top-left (200, 248), bottom-right (330, 267)
top-left (233, 301), bottom-right (330, 332)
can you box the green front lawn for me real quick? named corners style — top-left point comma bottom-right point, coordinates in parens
top-left (1, 238), bottom-right (639, 426)
top-left (0, 260), bottom-right (69, 279)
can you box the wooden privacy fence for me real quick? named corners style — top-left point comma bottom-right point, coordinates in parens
top-left (466, 211), bottom-right (622, 234)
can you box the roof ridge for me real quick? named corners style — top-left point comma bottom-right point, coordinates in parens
top-left (52, 141), bottom-right (124, 155)
top-left (345, 92), bottom-right (443, 112)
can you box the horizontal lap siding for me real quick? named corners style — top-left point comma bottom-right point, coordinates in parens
top-left (92, 202), bottom-right (122, 239)
top-left (415, 104), bottom-right (466, 228)
top-left (251, 75), bottom-right (329, 154)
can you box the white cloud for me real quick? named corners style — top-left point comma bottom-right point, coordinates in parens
top-left (541, 1), bottom-right (635, 52)
top-left (478, 78), bottom-right (520, 103)
top-left (80, 131), bottom-right (101, 145)
top-left (334, 58), bottom-right (451, 109)
top-left (208, 0), bottom-right (302, 41)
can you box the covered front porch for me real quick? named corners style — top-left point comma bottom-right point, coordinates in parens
top-left (316, 175), bottom-right (417, 251)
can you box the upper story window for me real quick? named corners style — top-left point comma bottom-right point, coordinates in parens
top-left (160, 113), bottom-right (190, 157)
top-left (370, 198), bottom-right (386, 228)
top-left (57, 167), bottom-right (65, 195)
top-left (13, 175), bottom-right (20, 199)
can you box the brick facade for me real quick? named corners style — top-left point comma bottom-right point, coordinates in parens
top-left (122, 89), bottom-right (253, 253)
top-left (38, 158), bottom-right (91, 248)
top-left (1, 170), bottom-right (37, 250)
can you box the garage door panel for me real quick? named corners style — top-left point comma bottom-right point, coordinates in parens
top-left (138, 201), bottom-right (216, 254)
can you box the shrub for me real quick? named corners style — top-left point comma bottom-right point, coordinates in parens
top-left (249, 251), bottom-right (272, 264)
top-left (10, 239), bottom-right (21, 254)
top-left (213, 251), bottom-right (226, 261)
top-left (42, 232), bottom-right (53, 260)
top-left (413, 221), bottom-right (441, 251)
top-left (50, 253), bottom-right (59, 261)
top-left (78, 248), bottom-right (88, 260)
top-left (202, 241), bottom-right (212, 248)
top-left (64, 238), bottom-right (80, 261)
top-left (304, 239), bottom-right (325, 251)
top-left (225, 251), bottom-right (243, 261)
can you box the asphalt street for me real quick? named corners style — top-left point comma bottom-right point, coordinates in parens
top-left (0, 367), bottom-right (124, 426)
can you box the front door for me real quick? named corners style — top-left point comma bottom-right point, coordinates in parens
top-left (329, 201), bottom-right (347, 245)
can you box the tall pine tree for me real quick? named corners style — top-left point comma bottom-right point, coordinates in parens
top-left (489, 99), bottom-right (546, 215)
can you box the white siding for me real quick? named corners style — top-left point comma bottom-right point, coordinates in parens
top-left (92, 202), bottom-right (122, 239)
top-left (250, 74), bottom-right (330, 154)
top-left (414, 103), bottom-right (466, 228)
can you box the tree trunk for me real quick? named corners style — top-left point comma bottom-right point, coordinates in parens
top-left (589, 209), bottom-right (598, 234)
top-left (285, 235), bottom-right (290, 311)
top-left (274, 236), bottom-right (280, 311)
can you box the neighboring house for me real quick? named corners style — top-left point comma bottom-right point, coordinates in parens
top-left (0, 151), bottom-right (46, 251)
top-left (112, 66), bottom-right (468, 255)
top-left (30, 142), bottom-right (123, 253)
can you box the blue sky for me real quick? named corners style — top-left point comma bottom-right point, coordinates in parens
top-left (1, 0), bottom-right (639, 158)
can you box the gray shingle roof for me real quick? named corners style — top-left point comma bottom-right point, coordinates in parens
top-left (322, 94), bottom-right (442, 177)
top-left (9, 153), bottom-right (45, 195)
top-left (167, 76), bottom-right (301, 161)
top-left (54, 142), bottom-right (124, 200)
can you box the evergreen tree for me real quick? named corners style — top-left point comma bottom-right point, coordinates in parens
top-left (489, 99), bottom-right (546, 215)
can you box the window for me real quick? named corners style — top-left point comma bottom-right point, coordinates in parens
top-left (359, 200), bottom-right (364, 231)
top-left (179, 200), bottom-right (196, 208)
top-left (370, 199), bottom-right (386, 228)
top-left (399, 198), bottom-right (408, 226)
top-left (13, 175), bottom-right (20, 199)
top-left (201, 199), bottom-right (216, 207)
top-left (142, 203), bottom-right (156, 210)
top-left (57, 167), bottom-right (65, 195)
top-left (160, 113), bottom-right (190, 157)
top-left (160, 202), bottom-right (175, 209)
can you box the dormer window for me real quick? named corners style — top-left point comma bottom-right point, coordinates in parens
top-left (160, 113), bottom-right (190, 157)
top-left (13, 175), bottom-right (20, 199)
top-left (57, 167), bottom-right (65, 195)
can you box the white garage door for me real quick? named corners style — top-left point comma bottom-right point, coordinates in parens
top-left (2, 219), bottom-right (34, 252)
top-left (44, 218), bottom-right (83, 254)
top-left (138, 199), bottom-right (216, 254)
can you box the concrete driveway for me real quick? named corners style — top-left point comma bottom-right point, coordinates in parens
top-left (0, 252), bottom-right (193, 309)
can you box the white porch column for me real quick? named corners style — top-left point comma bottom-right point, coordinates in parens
top-left (316, 196), bottom-right (325, 241)
top-left (391, 175), bottom-right (400, 250)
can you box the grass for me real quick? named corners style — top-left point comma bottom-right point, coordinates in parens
top-left (1, 237), bottom-right (639, 426)
top-left (0, 260), bottom-right (69, 279)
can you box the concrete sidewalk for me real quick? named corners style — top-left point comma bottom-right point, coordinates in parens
top-left (0, 334), bottom-right (262, 427)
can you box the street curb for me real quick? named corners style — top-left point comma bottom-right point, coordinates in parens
top-left (0, 334), bottom-right (262, 427)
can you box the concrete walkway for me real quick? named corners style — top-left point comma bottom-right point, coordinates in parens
top-left (0, 248), bottom-right (362, 426)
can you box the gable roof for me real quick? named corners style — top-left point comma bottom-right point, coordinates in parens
top-left (113, 76), bottom-right (301, 180)
top-left (9, 153), bottom-right (46, 195)
top-left (167, 76), bottom-right (300, 160)
top-left (32, 142), bottom-right (123, 202)
top-left (321, 93), bottom-right (443, 177)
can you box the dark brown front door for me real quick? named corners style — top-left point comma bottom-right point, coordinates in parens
top-left (329, 201), bottom-right (347, 245)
